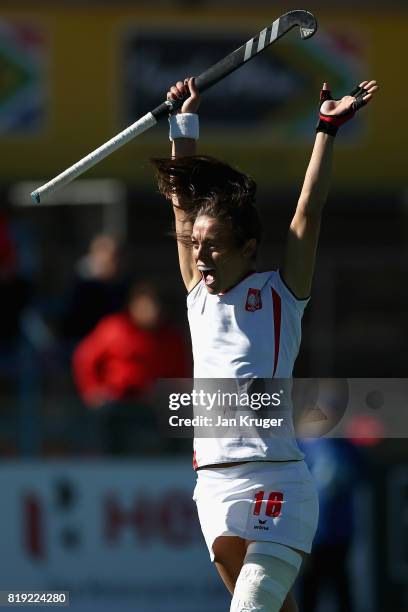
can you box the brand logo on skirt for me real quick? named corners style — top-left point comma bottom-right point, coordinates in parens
top-left (254, 519), bottom-right (269, 530)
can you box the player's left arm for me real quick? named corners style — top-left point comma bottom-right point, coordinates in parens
top-left (281, 80), bottom-right (379, 299)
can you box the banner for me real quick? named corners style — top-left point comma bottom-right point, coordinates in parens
top-left (0, 7), bottom-right (404, 189)
top-left (0, 460), bottom-right (229, 612)
top-left (123, 27), bottom-right (364, 143)
top-left (0, 20), bottom-right (46, 134)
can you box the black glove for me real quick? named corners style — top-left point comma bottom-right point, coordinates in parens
top-left (316, 83), bottom-right (369, 137)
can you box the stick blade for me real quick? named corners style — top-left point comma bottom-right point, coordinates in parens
top-left (283, 10), bottom-right (318, 40)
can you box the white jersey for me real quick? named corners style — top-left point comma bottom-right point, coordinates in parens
top-left (187, 270), bottom-right (309, 468)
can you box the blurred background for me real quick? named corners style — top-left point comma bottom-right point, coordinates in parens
top-left (0, 1), bottom-right (407, 610)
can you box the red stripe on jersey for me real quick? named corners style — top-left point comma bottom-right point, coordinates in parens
top-left (271, 288), bottom-right (281, 377)
top-left (193, 450), bottom-right (199, 470)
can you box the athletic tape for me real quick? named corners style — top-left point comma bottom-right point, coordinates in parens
top-left (247, 541), bottom-right (302, 571)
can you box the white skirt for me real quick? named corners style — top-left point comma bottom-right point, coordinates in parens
top-left (193, 460), bottom-right (319, 561)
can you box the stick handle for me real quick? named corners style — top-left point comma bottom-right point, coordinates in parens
top-left (31, 113), bottom-right (157, 204)
top-left (31, 9), bottom-right (317, 203)
top-left (150, 10), bottom-right (317, 119)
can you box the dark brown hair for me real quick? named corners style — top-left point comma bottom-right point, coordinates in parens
top-left (151, 155), bottom-right (263, 250)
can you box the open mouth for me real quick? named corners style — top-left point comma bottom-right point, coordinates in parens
top-left (198, 266), bottom-right (216, 287)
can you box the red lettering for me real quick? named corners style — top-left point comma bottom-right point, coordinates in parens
top-left (159, 490), bottom-right (200, 547)
top-left (266, 492), bottom-right (283, 518)
top-left (24, 494), bottom-right (44, 558)
top-left (253, 491), bottom-right (264, 516)
top-left (253, 490), bottom-right (284, 518)
top-left (105, 493), bottom-right (153, 544)
top-left (104, 490), bottom-right (200, 547)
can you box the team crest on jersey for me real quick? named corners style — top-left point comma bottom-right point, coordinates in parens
top-left (245, 288), bottom-right (262, 312)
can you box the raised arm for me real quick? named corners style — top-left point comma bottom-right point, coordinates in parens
top-left (281, 80), bottom-right (379, 299)
top-left (167, 77), bottom-right (202, 292)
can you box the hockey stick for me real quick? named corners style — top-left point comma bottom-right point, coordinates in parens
top-left (31, 10), bottom-right (317, 203)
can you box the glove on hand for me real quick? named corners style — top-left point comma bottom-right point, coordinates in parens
top-left (316, 83), bottom-right (369, 137)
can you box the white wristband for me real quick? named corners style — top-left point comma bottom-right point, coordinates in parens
top-left (169, 113), bottom-right (199, 141)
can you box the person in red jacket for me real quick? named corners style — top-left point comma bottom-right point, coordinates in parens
top-left (72, 280), bottom-right (190, 408)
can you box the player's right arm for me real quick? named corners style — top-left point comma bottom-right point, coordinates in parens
top-left (168, 77), bottom-right (202, 292)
